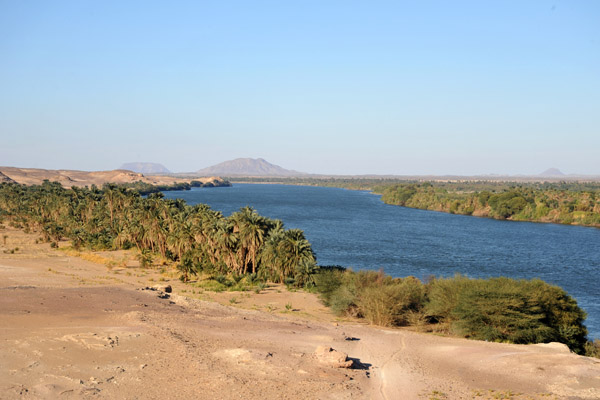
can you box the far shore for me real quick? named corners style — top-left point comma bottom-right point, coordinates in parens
top-left (2, 165), bottom-right (597, 229)
top-left (205, 180), bottom-right (600, 230)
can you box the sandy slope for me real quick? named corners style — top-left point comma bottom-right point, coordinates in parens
top-left (1, 228), bottom-right (599, 400)
top-left (0, 166), bottom-right (224, 188)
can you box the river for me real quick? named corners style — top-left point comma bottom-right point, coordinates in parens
top-left (164, 183), bottom-right (600, 339)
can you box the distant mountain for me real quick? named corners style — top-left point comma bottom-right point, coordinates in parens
top-left (196, 158), bottom-right (305, 176)
top-left (539, 168), bottom-right (565, 177)
top-left (120, 162), bottom-right (171, 174)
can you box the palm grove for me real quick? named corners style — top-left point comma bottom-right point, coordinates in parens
top-left (0, 181), bottom-right (317, 285)
top-left (0, 181), bottom-right (597, 356)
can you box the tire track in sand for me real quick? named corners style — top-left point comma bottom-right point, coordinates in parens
top-left (378, 332), bottom-right (406, 400)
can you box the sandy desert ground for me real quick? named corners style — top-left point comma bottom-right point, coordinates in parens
top-left (1, 227), bottom-right (599, 400)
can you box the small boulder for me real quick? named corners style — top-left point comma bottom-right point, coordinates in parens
top-left (315, 346), bottom-right (353, 368)
top-left (533, 342), bottom-right (571, 354)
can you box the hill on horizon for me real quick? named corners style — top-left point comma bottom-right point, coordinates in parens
top-left (196, 158), bottom-right (305, 177)
top-left (120, 162), bottom-right (171, 174)
top-left (539, 168), bottom-right (565, 177)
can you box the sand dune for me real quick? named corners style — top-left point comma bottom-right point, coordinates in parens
top-left (0, 171), bottom-right (16, 183)
top-left (0, 166), bottom-right (225, 188)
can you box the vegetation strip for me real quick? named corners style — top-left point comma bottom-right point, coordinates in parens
top-left (229, 177), bottom-right (600, 228)
top-left (118, 179), bottom-right (231, 195)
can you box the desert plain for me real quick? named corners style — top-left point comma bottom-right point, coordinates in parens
top-left (1, 226), bottom-right (599, 400)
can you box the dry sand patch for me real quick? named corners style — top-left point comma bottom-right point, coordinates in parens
top-left (1, 226), bottom-right (600, 399)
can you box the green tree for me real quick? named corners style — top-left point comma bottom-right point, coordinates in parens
top-left (177, 253), bottom-right (198, 282)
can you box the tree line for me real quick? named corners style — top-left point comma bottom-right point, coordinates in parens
top-left (119, 179), bottom-right (231, 195)
top-left (219, 177), bottom-right (600, 227)
top-left (378, 182), bottom-right (600, 227)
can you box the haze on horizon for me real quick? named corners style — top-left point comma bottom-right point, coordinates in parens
top-left (1, 1), bottom-right (599, 176)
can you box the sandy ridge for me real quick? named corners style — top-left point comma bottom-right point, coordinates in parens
top-left (0, 166), bottom-right (224, 188)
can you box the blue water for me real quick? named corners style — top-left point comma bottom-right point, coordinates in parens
top-left (164, 184), bottom-right (600, 339)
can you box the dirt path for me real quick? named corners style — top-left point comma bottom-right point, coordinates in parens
top-left (1, 227), bottom-right (600, 399)
top-left (378, 332), bottom-right (408, 400)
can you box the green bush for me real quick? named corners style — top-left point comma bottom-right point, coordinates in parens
top-left (318, 269), bottom-right (380, 317)
top-left (137, 249), bottom-right (153, 268)
top-left (194, 278), bottom-right (227, 292)
top-left (488, 192), bottom-right (528, 218)
top-left (284, 277), bottom-right (295, 286)
top-left (315, 268), bottom-right (425, 324)
top-left (450, 278), bottom-right (554, 344)
top-left (357, 276), bottom-right (424, 326)
top-left (176, 254), bottom-right (198, 282)
top-left (425, 274), bottom-right (471, 322)
top-left (328, 273), bottom-right (360, 316)
top-left (313, 266), bottom-right (347, 306)
top-left (444, 277), bottom-right (587, 353)
top-left (585, 339), bottom-right (600, 358)
top-left (215, 274), bottom-right (232, 287)
top-left (329, 285), bottom-right (360, 317)
top-left (527, 279), bottom-right (587, 353)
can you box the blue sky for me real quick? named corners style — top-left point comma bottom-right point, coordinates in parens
top-left (1, 1), bottom-right (598, 175)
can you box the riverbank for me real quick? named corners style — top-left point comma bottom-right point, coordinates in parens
top-left (2, 226), bottom-right (600, 399)
top-left (228, 178), bottom-right (600, 228)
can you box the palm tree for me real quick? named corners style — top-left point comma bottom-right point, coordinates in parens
top-left (230, 207), bottom-right (267, 274)
top-left (216, 220), bottom-right (242, 274)
top-left (258, 227), bottom-right (316, 283)
top-left (177, 253), bottom-right (198, 282)
top-left (167, 213), bottom-right (194, 261)
top-left (276, 229), bottom-right (316, 283)
top-left (258, 226), bottom-right (285, 282)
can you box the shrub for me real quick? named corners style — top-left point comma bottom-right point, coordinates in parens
top-left (328, 269), bottom-right (387, 316)
top-left (488, 192), bottom-right (528, 218)
top-left (313, 266), bottom-right (347, 306)
top-left (585, 339), bottom-right (600, 358)
top-left (137, 249), bottom-right (153, 268)
top-left (215, 274), bottom-right (232, 286)
top-left (446, 278), bottom-right (587, 353)
top-left (527, 279), bottom-right (587, 353)
top-left (425, 274), bottom-right (471, 322)
top-left (254, 282), bottom-right (267, 293)
top-left (177, 254), bottom-right (198, 282)
top-left (450, 278), bottom-right (554, 344)
top-left (195, 278), bottom-right (227, 292)
top-left (329, 283), bottom-right (360, 317)
top-left (356, 277), bottom-right (425, 326)
top-left (405, 309), bottom-right (428, 329)
top-left (316, 268), bottom-right (426, 324)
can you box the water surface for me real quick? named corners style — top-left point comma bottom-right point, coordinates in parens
top-left (165, 184), bottom-right (600, 338)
